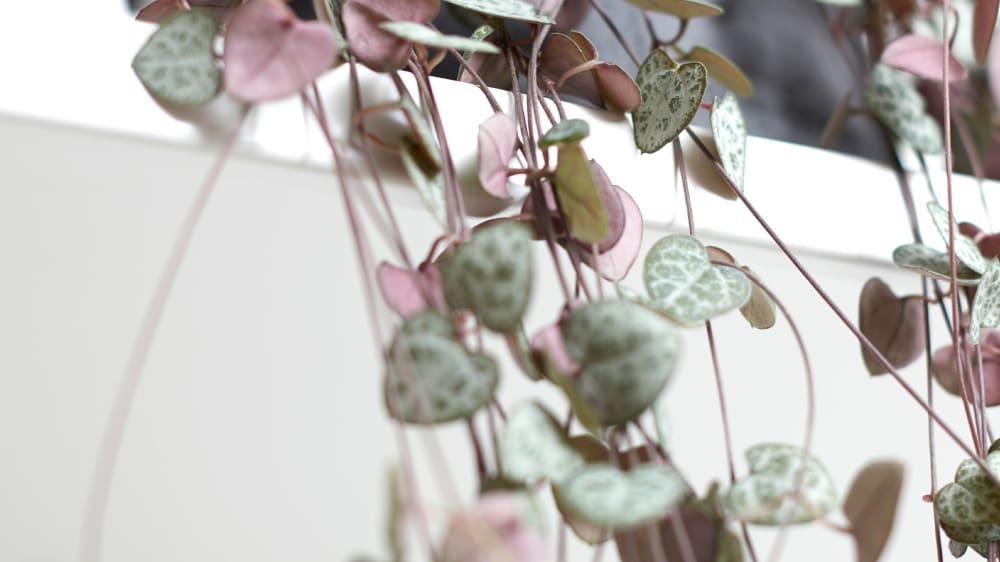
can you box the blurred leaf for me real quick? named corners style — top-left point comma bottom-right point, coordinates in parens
top-left (539, 119), bottom-right (591, 149)
top-left (442, 0), bottom-right (555, 23)
top-left (843, 461), bottom-right (904, 562)
top-left (132, 10), bottom-right (222, 107)
top-left (970, 259), bottom-right (1000, 344)
top-left (624, 0), bottom-right (723, 18)
top-left (739, 267), bottom-right (775, 329)
top-left (553, 144), bottom-right (609, 244)
top-left (881, 34), bottom-right (967, 82)
top-left (499, 402), bottom-right (585, 484)
top-left (974, 0), bottom-right (999, 65)
top-left (725, 443), bottom-right (837, 526)
top-left (687, 46), bottom-right (753, 96)
top-left (477, 113), bottom-right (519, 199)
top-left (561, 300), bottom-right (682, 426)
top-left (857, 278), bottom-right (925, 375)
top-left (863, 64), bottom-right (943, 154)
top-left (378, 21), bottom-right (501, 53)
top-left (582, 186), bottom-right (644, 281)
top-left (554, 464), bottom-right (687, 530)
top-left (400, 139), bottom-right (446, 227)
top-left (441, 221), bottom-right (533, 332)
top-left (710, 92), bottom-right (747, 192)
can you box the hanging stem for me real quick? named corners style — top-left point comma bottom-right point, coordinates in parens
top-left (81, 105), bottom-right (250, 562)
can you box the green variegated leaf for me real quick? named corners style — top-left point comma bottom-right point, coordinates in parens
top-left (132, 10), bottom-right (222, 107)
top-left (644, 234), bottom-right (752, 324)
top-left (441, 0), bottom-right (555, 23)
top-left (935, 450), bottom-right (1000, 548)
top-left (561, 300), bottom-right (682, 426)
top-left (710, 92), bottom-right (747, 192)
top-left (441, 222), bottom-right (533, 332)
top-left (725, 443), bottom-right (837, 525)
top-left (553, 144), bottom-right (609, 244)
top-left (633, 61), bottom-right (707, 154)
top-left (891, 243), bottom-right (981, 285)
top-left (970, 259), bottom-right (1000, 344)
top-left (385, 314), bottom-right (498, 424)
top-left (378, 21), bottom-right (501, 53)
top-left (864, 64), bottom-right (943, 153)
top-left (624, 0), bottom-right (723, 18)
top-left (554, 464), bottom-right (687, 530)
top-left (635, 48), bottom-right (677, 85)
top-left (499, 402), bottom-right (585, 484)
top-left (687, 46), bottom-right (753, 96)
top-left (926, 202), bottom-right (987, 274)
top-left (539, 119), bottom-right (590, 149)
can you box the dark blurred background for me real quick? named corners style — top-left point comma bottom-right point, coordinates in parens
top-left (128, 0), bottom-right (889, 162)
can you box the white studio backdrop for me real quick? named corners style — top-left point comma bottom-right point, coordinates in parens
top-left (2, 3), bottom-right (998, 562)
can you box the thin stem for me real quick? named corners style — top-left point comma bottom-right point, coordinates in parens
top-left (467, 417), bottom-right (488, 481)
top-left (81, 106), bottom-right (250, 562)
top-left (706, 322), bottom-right (737, 482)
top-left (585, 0), bottom-right (642, 66)
top-left (685, 127), bottom-right (1000, 483)
top-left (922, 277), bottom-right (946, 562)
top-left (674, 139), bottom-right (694, 235)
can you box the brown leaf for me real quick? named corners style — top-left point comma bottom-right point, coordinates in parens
top-left (739, 267), bottom-right (776, 330)
top-left (843, 461), bottom-right (904, 562)
top-left (858, 278), bottom-right (925, 375)
top-left (974, 0), bottom-right (999, 65)
top-left (686, 46), bottom-right (753, 96)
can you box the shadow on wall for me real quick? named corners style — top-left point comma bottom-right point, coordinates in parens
top-left (127, 0), bottom-right (890, 163)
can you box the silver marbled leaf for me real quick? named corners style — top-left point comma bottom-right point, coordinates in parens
top-left (934, 450), bottom-right (1000, 547)
top-left (132, 10), bottom-right (221, 107)
top-left (971, 259), bottom-right (1000, 344)
top-left (864, 64), bottom-right (943, 154)
top-left (498, 402), bottom-right (586, 484)
top-left (441, 221), bottom-right (533, 333)
top-left (554, 463), bottom-right (687, 530)
top-left (633, 60), bottom-right (707, 154)
top-left (561, 300), bottom-right (682, 426)
top-left (725, 443), bottom-right (837, 526)
top-left (926, 201), bottom-right (987, 274)
top-left (710, 92), bottom-right (747, 192)
top-left (891, 243), bottom-right (981, 285)
top-left (644, 234), bottom-right (752, 324)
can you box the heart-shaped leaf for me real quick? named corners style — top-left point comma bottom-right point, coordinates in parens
top-left (136, 0), bottom-right (239, 22)
top-left (725, 443), bottom-right (837, 525)
top-left (624, 0), bottom-right (723, 18)
top-left (132, 9), bottom-right (222, 107)
top-left (385, 313), bottom-right (498, 424)
top-left (376, 261), bottom-right (445, 317)
top-left (857, 277), bottom-right (925, 375)
top-left (530, 322), bottom-right (580, 377)
top-left (926, 202), bottom-right (988, 274)
top-left (710, 92), bottom-right (747, 192)
top-left (644, 234), bottom-right (751, 325)
top-left (554, 463), bottom-right (687, 530)
top-left (881, 34), bottom-right (968, 82)
top-left (539, 119), bottom-right (590, 149)
top-left (342, 0), bottom-right (440, 71)
top-left (538, 32), bottom-right (640, 113)
top-left (971, 259), bottom-right (1000, 344)
top-left (582, 186), bottom-right (644, 281)
top-left (477, 113), bottom-right (519, 199)
top-left (442, 0), bottom-right (555, 23)
top-left (891, 243), bottom-right (982, 285)
top-left (931, 329), bottom-right (1000, 406)
top-left (499, 402), bottom-right (586, 484)
top-left (863, 64), bottom-right (943, 154)
top-left (935, 451), bottom-right (1000, 537)
top-left (553, 144), bottom-right (609, 244)
top-left (633, 61), bottom-right (707, 154)
top-left (561, 300), bottom-right (682, 426)
top-left (441, 221), bottom-right (533, 333)
top-left (442, 492), bottom-right (549, 562)
top-left (843, 461), bottom-right (904, 562)
top-left (687, 46), bottom-right (752, 96)
top-left (224, 0), bottom-right (339, 103)
top-left (378, 21), bottom-right (500, 53)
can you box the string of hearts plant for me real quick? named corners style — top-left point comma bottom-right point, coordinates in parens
top-left (86, 0), bottom-right (1000, 561)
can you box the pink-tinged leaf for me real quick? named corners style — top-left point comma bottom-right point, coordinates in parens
top-left (975, 0), bottom-right (999, 65)
top-left (881, 34), bottom-right (968, 82)
top-left (593, 63), bottom-right (641, 113)
top-left (584, 187), bottom-right (643, 281)
top-left (224, 0), bottom-right (339, 102)
top-left (858, 277), bottom-right (926, 375)
top-left (531, 322), bottom-right (580, 377)
top-left (136, 0), bottom-right (239, 22)
top-left (377, 262), bottom-right (444, 317)
top-left (585, 161), bottom-right (625, 253)
top-left (931, 329), bottom-right (1000, 406)
top-left (477, 113), bottom-right (519, 199)
top-left (536, 0), bottom-right (590, 29)
top-left (342, 0), bottom-right (439, 71)
top-left (441, 493), bottom-right (549, 562)
top-left (989, 33), bottom-right (1000, 112)
top-left (843, 461), bottom-right (904, 562)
